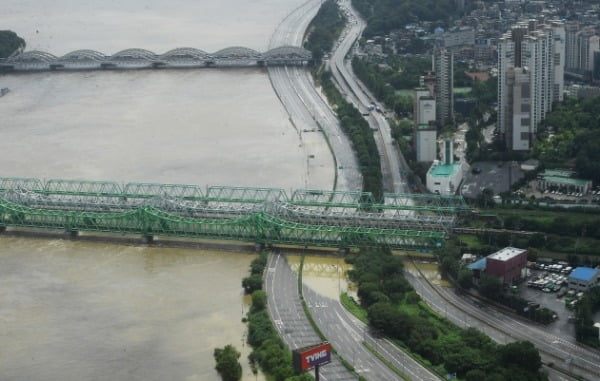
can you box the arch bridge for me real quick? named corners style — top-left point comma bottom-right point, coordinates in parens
top-left (0, 46), bottom-right (313, 71)
top-left (0, 177), bottom-right (469, 250)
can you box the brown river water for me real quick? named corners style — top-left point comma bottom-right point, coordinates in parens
top-left (0, 0), bottom-right (333, 379)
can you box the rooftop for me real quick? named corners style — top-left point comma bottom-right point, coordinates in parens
top-left (488, 247), bottom-right (527, 262)
top-left (569, 267), bottom-right (599, 282)
top-left (542, 169), bottom-right (575, 178)
top-left (541, 175), bottom-right (590, 187)
top-left (429, 162), bottom-right (461, 177)
top-left (467, 257), bottom-right (487, 271)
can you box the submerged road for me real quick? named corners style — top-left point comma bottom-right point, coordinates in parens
top-left (268, 0), bottom-right (362, 192)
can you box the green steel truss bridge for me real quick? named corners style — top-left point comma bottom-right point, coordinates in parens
top-left (0, 177), bottom-right (469, 249)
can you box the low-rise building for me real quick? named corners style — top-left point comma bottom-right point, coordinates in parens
top-left (537, 169), bottom-right (593, 194)
top-left (485, 247), bottom-right (528, 285)
top-left (426, 139), bottom-right (465, 195)
top-left (568, 267), bottom-right (600, 292)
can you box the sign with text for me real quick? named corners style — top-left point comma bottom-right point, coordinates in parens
top-left (293, 342), bottom-right (332, 372)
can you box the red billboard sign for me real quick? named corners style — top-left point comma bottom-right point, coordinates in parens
top-left (293, 342), bottom-right (332, 372)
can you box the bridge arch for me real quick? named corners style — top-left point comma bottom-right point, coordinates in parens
top-left (160, 47), bottom-right (210, 60)
top-left (7, 50), bottom-right (57, 63)
top-left (109, 48), bottom-right (158, 61)
top-left (59, 50), bottom-right (106, 62)
top-left (212, 46), bottom-right (261, 58)
top-left (263, 46), bottom-right (312, 60)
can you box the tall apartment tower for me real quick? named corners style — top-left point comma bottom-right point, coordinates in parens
top-left (414, 87), bottom-right (437, 162)
top-left (498, 20), bottom-right (565, 151)
top-left (433, 48), bottom-right (454, 127)
top-left (565, 23), bottom-right (600, 78)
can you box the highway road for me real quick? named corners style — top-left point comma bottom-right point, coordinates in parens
top-left (405, 263), bottom-right (600, 381)
top-left (268, 0), bottom-right (362, 192)
top-left (328, 0), bottom-right (408, 194)
top-left (265, 253), bottom-right (356, 380)
top-left (303, 285), bottom-right (442, 381)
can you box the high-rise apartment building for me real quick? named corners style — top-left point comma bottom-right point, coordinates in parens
top-left (413, 86), bottom-right (437, 162)
top-left (564, 22), bottom-right (599, 79)
top-left (498, 20), bottom-right (565, 151)
top-left (433, 48), bottom-right (454, 127)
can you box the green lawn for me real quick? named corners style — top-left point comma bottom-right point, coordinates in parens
top-left (453, 87), bottom-right (472, 95)
top-left (395, 89), bottom-right (414, 98)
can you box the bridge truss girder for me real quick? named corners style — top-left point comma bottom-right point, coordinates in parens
top-left (0, 177), bottom-right (468, 249)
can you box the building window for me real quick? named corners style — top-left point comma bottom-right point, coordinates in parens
top-left (521, 104), bottom-right (530, 112)
top-left (520, 132), bottom-right (529, 140)
top-left (521, 83), bottom-right (530, 98)
top-left (521, 118), bottom-right (530, 126)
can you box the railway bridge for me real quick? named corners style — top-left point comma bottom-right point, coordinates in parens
top-left (0, 177), bottom-right (469, 250)
top-left (0, 46), bottom-right (313, 71)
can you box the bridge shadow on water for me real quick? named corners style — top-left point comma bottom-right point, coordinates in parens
top-left (0, 229), bottom-right (346, 255)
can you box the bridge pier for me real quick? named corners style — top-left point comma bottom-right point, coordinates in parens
top-left (0, 226), bottom-right (5, 233)
top-left (337, 248), bottom-right (349, 256)
top-left (143, 235), bottom-right (154, 244)
top-left (67, 230), bottom-right (78, 239)
top-left (254, 243), bottom-right (265, 252)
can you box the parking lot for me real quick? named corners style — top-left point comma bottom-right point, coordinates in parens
top-left (461, 161), bottom-right (525, 198)
top-left (516, 264), bottom-right (600, 338)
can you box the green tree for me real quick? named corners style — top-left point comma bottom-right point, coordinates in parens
top-left (242, 274), bottom-right (263, 294)
top-left (251, 290), bottom-right (267, 311)
top-left (0, 30), bottom-right (26, 58)
top-left (457, 268), bottom-right (473, 289)
top-left (479, 275), bottom-right (503, 300)
top-left (214, 345), bottom-right (242, 381)
top-left (499, 341), bottom-right (542, 373)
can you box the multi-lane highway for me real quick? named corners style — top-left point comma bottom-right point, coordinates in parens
top-left (265, 254), bottom-right (357, 380)
top-left (268, 0), bottom-right (362, 192)
top-left (328, 0), bottom-right (408, 194)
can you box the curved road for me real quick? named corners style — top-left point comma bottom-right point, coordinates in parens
top-left (405, 264), bottom-right (600, 381)
top-left (328, 0), bottom-right (408, 194)
top-left (303, 285), bottom-right (441, 381)
top-left (268, 0), bottom-right (362, 192)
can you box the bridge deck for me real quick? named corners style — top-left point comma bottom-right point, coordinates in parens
top-left (0, 46), bottom-right (313, 71)
top-left (0, 177), bottom-right (469, 249)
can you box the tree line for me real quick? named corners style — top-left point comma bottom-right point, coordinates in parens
top-left (0, 30), bottom-right (25, 58)
top-left (241, 252), bottom-right (312, 381)
top-left (304, 0), bottom-right (346, 63)
top-left (319, 70), bottom-right (383, 198)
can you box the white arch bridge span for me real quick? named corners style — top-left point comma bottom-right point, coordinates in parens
top-left (0, 46), bottom-right (313, 71)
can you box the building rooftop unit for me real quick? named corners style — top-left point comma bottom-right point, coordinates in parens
top-left (429, 162), bottom-right (461, 178)
top-left (569, 267), bottom-right (600, 282)
top-left (488, 247), bottom-right (527, 262)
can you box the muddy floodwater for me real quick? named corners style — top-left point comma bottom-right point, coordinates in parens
top-left (0, 236), bottom-right (262, 381)
top-left (0, 0), bottom-right (335, 379)
top-left (288, 254), bottom-right (354, 299)
top-left (404, 261), bottom-right (449, 287)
